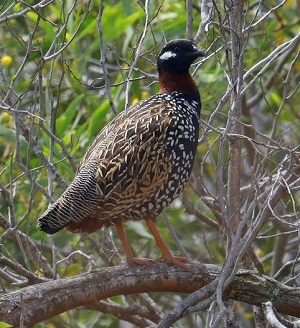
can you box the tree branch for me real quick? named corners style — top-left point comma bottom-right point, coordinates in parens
top-left (1, 263), bottom-right (299, 327)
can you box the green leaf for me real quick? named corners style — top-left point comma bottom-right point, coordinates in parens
top-left (87, 99), bottom-right (111, 136)
top-left (126, 221), bottom-right (153, 239)
top-left (0, 322), bottom-right (13, 328)
top-left (56, 94), bottom-right (85, 137)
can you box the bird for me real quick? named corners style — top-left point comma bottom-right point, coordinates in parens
top-left (38, 39), bottom-right (205, 271)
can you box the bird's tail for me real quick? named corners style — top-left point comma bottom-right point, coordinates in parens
top-left (38, 201), bottom-right (70, 234)
top-left (38, 161), bottom-right (99, 234)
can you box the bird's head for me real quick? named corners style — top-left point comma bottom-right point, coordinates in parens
top-left (157, 39), bottom-right (205, 75)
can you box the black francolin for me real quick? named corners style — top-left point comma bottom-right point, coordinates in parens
top-left (38, 39), bottom-right (205, 270)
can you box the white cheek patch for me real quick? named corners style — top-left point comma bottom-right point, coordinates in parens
top-left (159, 51), bottom-right (177, 61)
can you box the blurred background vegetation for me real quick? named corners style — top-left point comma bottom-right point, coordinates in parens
top-left (0, 0), bottom-right (299, 327)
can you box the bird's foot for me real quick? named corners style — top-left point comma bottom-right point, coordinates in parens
top-left (157, 255), bottom-right (193, 272)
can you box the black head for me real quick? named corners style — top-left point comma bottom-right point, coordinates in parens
top-left (157, 39), bottom-right (205, 75)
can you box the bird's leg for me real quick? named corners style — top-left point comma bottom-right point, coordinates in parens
top-left (115, 220), bottom-right (153, 265)
top-left (145, 218), bottom-right (193, 272)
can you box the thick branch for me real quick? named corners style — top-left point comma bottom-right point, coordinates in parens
top-left (0, 263), bottom-right (299, 327)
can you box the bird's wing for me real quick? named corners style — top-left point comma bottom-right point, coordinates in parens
top-left (38, 95), bottom-right (174, 233)
top-left (81, 95), bottom-right (174, 218)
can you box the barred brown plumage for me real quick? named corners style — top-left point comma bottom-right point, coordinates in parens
top-left (38, 39), bottom-right (205, 271)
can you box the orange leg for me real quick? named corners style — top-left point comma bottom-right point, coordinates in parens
top-left (115, 220), bottom-right (152, 265)
top-left (145, 218), bottom-right (192, 272)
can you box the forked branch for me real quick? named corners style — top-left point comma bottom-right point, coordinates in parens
top-left (0, 263), bottom-right (299, 327)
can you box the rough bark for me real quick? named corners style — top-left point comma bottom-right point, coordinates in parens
top-left (0, 262), bottom-right (299, 327)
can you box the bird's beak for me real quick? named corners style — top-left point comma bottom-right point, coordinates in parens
top-left (197, 49), bottom-right (206, 57)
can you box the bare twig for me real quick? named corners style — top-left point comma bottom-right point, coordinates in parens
top-left (186, 0), bottom-right (194, 40)
top-left (97, 0), bottom-right (117, 115)
top-left (124, 0), bottom-right (150, 112)
top-left (262, 301), bottom-right (300, 328)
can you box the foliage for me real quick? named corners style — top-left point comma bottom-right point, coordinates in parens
top-left (0, 0), bottom-right (299, 327)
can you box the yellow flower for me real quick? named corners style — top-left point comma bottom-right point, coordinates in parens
top-left (141, 91), bottom-right (150, 99)
top-left (131, 97), bottom-right (139, 105)
top-left (1, 55), bottom-right (13, 67)
top-left (1, 112), bottom-right (11, 124)
top-left (65, 32), bottom-right (71, 42)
